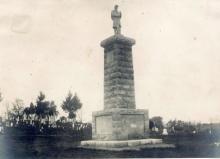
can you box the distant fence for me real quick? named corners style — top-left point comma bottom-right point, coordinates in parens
top-left (4, 122), bottom-right (92, 141)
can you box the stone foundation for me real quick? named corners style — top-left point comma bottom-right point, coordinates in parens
top-left (80, 139), bottom-right (175, 151)
top-left (92, 109), bottom-right (149, 140)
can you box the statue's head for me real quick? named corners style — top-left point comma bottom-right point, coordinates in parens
top-left (114, 5), bottom-right (118, 10)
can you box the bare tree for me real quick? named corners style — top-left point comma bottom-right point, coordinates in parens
top-left (11, 98), bottom-right (25, 122)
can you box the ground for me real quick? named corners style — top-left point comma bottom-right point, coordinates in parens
top-left (0, 135), bottom-right (219, 158)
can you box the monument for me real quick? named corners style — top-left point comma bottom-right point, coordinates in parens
top-left (80, 5), bottom-right (170, 150)
top-left (92, 5), bottom-right (149, 141)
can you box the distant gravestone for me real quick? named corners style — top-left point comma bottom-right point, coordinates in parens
top-left (162, 128), bottom-right (168, 135)
top-left (92, 5), bottom-right (149, 141)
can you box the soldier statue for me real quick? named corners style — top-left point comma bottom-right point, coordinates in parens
top-left (111, 5), bottom-right (121, 35)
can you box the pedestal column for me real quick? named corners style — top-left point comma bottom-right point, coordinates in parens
top-left (102, 35), bottom-right (136, 110)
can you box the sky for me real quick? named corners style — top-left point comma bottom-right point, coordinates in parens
top-left (0, 0), bottom-right (220, 123)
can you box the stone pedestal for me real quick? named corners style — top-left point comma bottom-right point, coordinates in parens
top-left (92, 109), bottom-right (149, 140)
top-left (92, 34), bottom-right (149, 141)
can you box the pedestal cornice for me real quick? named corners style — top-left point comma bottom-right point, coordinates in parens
top-left (100, 34), bottom-right (135, 48)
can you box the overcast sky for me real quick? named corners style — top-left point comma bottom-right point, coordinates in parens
top-left (0, 0), bottom-right (220, 123)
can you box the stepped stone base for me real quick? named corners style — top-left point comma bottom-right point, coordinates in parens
top-left (92, 109), bottom-right (149, 140)
top-left (80, 139), bottom-right (175, 151)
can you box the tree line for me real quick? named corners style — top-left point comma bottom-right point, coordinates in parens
top-left (150, 116), bottom-right (220, 137)
top-left (0, 91), bottom-right (82, 127)
top-left (0, 91), bottom-right (93, 138)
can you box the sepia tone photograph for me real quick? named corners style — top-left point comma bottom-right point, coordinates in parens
top-left (0, 0), bottom-right (220, 158)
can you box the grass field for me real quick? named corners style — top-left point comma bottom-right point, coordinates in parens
top-left (0, 135), bottom-right (219, 158)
